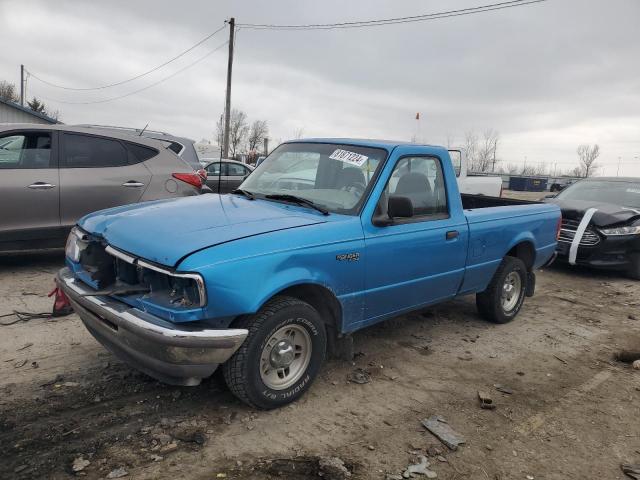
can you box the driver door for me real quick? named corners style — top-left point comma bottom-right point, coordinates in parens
top-left (360, 150), bottom-right (468, 323)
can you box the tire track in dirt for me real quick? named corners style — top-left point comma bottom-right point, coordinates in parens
top-left (0, 364), bottom-right (239, 479)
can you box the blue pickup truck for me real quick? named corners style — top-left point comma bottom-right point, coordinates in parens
top-left (58, 139), bottom-right (560, 409)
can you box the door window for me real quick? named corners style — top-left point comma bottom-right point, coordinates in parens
top-left (227, 163), bottom-right (248, 177)
top-left (206, 162), bottom-right (225, 176)
top-left (125, 142), bottom-right (157, 164)
top-left (382, 156), bottom-right (448, 218)
top-left (0, 132), bottom-right (52, 169)
top-left (62, 133), bottom-right (128, 168)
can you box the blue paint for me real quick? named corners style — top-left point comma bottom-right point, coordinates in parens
top-left (72, 139), bottom-right (560, 332)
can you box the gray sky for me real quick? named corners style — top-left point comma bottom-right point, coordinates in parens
top-left (2, 0), bottom-right (639, 175)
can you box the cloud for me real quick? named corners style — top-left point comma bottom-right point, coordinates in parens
top-left (1, 0), bottom-right (639, 175)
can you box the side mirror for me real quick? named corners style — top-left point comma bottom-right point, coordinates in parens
top-left (373, 196), bottom-right (414, 226)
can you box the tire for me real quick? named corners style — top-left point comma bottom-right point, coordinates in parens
top-left (222, 296), bottom-right (327, 409)
top-left (476, 256), bottom-right (528, 323)
top-left (628, 252), bottom-right (640, 280)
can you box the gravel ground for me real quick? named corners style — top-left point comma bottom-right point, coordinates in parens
top-left (1, 250), bottom-right (639, 480)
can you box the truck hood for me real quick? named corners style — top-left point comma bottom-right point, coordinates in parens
top-left (79, 195), bottom-right (327, 267)
top-left (546, 198), bottom-right (640, 227)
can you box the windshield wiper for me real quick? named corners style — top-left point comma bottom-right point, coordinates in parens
top-left (265, 194), bottom-right (330, 215)
top-left (231, 189), bottom-right (255, 200)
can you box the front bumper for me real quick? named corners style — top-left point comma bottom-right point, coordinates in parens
top-left (57, 267), bottom-right (248, 386)
top-left (556, 234), bottom-right (640, 270)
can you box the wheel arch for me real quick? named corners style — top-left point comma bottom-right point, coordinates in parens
top-left (255, 282), bottom-right (343, 331)
top-left (238, 282), bottom-right (347, 359)
top-left (506, 240), bottom-right (536, 271)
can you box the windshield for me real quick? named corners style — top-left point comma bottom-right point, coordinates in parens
top-left (240, 142), bottom-right (387, 214)
top-left (556, 180), bottom-right (640, 208)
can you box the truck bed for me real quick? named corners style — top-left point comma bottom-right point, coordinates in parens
top-left (461, 193), bottom-right (538, 210)
top-left (459, 194), bottom-right (559, 296)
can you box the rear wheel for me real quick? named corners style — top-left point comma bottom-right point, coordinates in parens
top-left (222, 296), bottom-right (326, 409)
top-left (628, 252), bottom-right (640, 280)
top-left (476, 256), bottom-right (527, 323)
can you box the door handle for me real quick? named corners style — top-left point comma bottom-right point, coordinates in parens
top-left (446, 230), bottom-right (459, 240)
top-left (122, 181), bottom-right (145, 188)
top-left (27, 182), bottom-right (56, 190)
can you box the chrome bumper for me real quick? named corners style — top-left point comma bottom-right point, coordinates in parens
top-left (57, 267), bottom-right (248, 386)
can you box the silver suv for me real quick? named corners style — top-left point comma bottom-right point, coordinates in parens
top-left (0, 124), bottom-right (204, 253)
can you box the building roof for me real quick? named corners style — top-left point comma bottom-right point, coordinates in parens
top-left (0, 97), bottom-right (60, 124)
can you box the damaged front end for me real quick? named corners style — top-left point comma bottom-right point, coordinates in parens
top-left (59, 227), bottom-right (248, 386)
top-left (65, 227), bottom-right (205, 322)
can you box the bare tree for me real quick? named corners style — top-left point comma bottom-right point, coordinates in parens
top-left (0, 80), bottom-right (19, 103)
top-left (576, 144), bottom-right (600, 177)
top-left (444, 132), bottom-right (457, 149)
top-left (532, 163), bottom-right (549, 175)
top-left (464, 129), bottom-right (500, 173)
top-left (570, 165), bottom-right (584, 177)
top-left (464, 131), bottom-right (478, 170)
top-left (501, 163), bottom-right (520, 174)
top-left (247, 120), bottom-right (269, 152)
top-left (293, 127), bottom-right (305, 140)
top-left (228, 109), bottom-right (249, 158)
top-left (477, 129), bottom-right (499, 172)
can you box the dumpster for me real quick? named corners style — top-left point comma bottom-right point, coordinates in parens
top-left (508, 176), bottom-right (548, 192)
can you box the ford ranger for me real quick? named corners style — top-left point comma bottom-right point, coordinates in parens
top-left (58, 139), bottom-right (561, 409)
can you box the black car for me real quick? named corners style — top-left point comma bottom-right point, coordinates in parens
top-left (545, 177), bottom-right (640, 279)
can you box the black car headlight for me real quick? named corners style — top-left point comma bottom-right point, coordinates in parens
top-left (600, 225), bottom-right (640, 236)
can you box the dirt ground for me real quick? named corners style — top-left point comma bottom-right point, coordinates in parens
top-left (1, 249), bottom-right (640, 480)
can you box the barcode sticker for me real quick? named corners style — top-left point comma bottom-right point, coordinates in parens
top-left (329, 149), bottom-right (369, 167)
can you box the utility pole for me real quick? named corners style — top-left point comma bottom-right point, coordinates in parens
top-left (263, 137), bottom-right (269, 156)
top-left (20, 64), bottom-right (24, 106)
top-left (222, 18), bottom-right (235, 159)
top-left (491, 145), bottom-right (496, 172)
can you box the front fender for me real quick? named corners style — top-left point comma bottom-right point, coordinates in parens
top-left (178, 219), bottom-right (366, 330)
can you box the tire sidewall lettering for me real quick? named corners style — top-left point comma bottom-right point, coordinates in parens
top-left (253, 309), bottom-right (324, 405)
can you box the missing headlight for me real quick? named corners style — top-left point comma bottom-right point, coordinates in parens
top-left (104, 246), bottom-right (207, 307)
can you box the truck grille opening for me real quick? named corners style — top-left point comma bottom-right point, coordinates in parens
top-left (78, 242), bottom-right (205, 308)
top-left (557, 219), bottom-right (601, 246)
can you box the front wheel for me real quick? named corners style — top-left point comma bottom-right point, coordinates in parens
top-left (222, 296), bottom-right (327, 409)
top-left (476, 256), bottom-right (527, 323)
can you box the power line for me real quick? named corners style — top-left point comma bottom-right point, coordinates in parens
top-left (237, 0), bottom-right (548, 30)
top-left (37, 40), bottom-right (229, 105)
top-left (27, 23), bottom-right (228, 91)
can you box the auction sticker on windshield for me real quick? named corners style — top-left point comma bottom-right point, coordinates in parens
top-left (329, 149), bottom-right (369, 167)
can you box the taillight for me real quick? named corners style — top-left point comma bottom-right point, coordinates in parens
top-left (172, 172), bottom-right (203, 189)
top-left (556, 216), bottom-right (562, 240)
